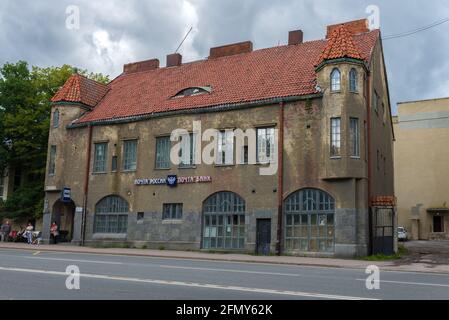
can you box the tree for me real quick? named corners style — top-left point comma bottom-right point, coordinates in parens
top-left (0, 61), bottom-right (109, 220)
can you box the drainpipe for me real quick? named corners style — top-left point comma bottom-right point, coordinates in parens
top-left (276, 101), bottom-right (285, 256)
top-left (366, 73), bottom-right (373, 254)
top-left (81, 124), bottom-right (93, 246)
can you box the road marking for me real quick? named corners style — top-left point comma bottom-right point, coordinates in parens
top-left (33, 251), bottom-right (41, 256)
top-left (0, 266), bottom-right (376, 300)
top-left (0, 253), bottom-right (123, 265)
top-left (157, 264), bottom-right (301, 277)
top-left (356, 279), bottom-right (449, 288)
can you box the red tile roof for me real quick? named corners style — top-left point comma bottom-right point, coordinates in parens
top-left (316, 24), bottom-right (364, 66)
top-left (51, 73), bottom-right (109, 108)
top-left (54, 29), bottom-right (379, 124)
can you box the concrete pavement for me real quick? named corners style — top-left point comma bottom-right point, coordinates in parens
top-left (1, 242), bottom-right (449, 274)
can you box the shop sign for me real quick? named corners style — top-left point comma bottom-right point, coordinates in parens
top-left (135, 175), bottom-right (212, 186)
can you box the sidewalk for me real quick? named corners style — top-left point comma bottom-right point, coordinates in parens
top-left (1, 242), bottom-right (449, 274)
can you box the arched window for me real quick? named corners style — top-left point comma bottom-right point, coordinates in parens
top-left (203, 192), bottom-right (246, 250)
top-left (284, 189), bottom-right (335, 253)
top-left (53, 109), bottom-right (60, 128)
top-left (349, 68), bottom-right (358, 92)
top-left (330, 68), bottom-right (341, 92)
top-left (94, 195), bottom-right (129, 234)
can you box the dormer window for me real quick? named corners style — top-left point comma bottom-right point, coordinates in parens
top-left (173, 86), bottom-right (212, 98)
top-left (349, 68), bottom-right (358, 92)
top-left (330, 68), bottom-right (341, 92)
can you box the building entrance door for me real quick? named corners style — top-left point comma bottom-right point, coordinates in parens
top-left (256, 219), bottom-right (271, 255)
top-left (433, 216), bottom-right (444, 233)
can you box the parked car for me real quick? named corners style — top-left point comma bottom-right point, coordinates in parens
top-left (398, 227), bottom-right (408, 242)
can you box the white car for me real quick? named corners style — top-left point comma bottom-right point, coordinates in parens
top-left (398, 227), bottom-right (408, 242)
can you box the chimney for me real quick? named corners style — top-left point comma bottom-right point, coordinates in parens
top-left (123, 59), bottom-right (160, 74)
top-left (288, 30), bottom-right (304, 45)
top-left (209, 41), bottom-right (253, 59)
top-left (166, 53), bottom-right (182, 67)
top-left (326, 19), bottom-right (369, 38)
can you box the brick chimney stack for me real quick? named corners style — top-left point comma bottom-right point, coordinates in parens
top-left (288, 30), bottom-right (304, 45)
top-left (166, 53), bottom-right (183, 67)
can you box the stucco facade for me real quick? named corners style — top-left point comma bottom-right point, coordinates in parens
top-left (395, 98), bottom-right (449, 240)
top-left (43, 20), bottom-right (394, 257)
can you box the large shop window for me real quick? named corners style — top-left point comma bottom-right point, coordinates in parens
top-left (284, 189), bottom-right (335, 253)
top-left (203, 192), bottom-right (246, 250)
top-left (94, 196), bottom-right (129, 234)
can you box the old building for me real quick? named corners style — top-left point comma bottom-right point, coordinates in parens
top-left (395, 97), bottom-right (449, 240)
top-left (43, 19), bottom-right (394, 257)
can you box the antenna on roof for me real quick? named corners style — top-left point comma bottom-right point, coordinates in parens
top-left (175, 26), bottom-right (193, 54)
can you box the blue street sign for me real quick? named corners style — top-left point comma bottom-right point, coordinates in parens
top-left (61, 187), bottom-right (71, 203)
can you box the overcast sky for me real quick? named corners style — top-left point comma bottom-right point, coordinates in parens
top-left (0, 0), bottom-right (448, 114)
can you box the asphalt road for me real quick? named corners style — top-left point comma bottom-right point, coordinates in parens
top-left (0, 248), bottom-right (448, 300)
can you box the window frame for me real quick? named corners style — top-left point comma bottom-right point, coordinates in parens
top-left (349, 68), bottom-right (358, 93)
top-left (155, 136), bottom-right (171, 170)
top-left (162, 203), bottom-right (183, 220)
top-left (94, 195), bottom-right (129, 234)
top-left (53, 109), bottom-right (60, 128)
top-left (349, 118), bottom-right (360, 158)
top-left (330, 118), bottom-right (341, 158)
top-left (48, 145), bottom-right (57, 176)
top-left (216, 130), bottom-right (234, 166)
top-left (93, 142), bottom-right (108, 173)
top-left (122, 139), bottom-right (138, 172)
top-left (330, 68), bottom-right (341, 92)
top-left (256, 127), bottom-right (276, 164)
top-left (179, 132), bottom-right (197, 168)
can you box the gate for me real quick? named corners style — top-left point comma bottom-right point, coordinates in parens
top-left (370, 206), bottom-right (395, 255)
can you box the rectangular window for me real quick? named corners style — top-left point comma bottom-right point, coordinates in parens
top-left (257, 127), bottom-right (275, 163)
top-left (123, 140), bottom-right (137, 171)
top-left (350, 118), bottom-right (360, 158)
top-left (93, 143), bottom-right (108, 173)
top-left (241, 145), bottom-right (249, 165)
top-left (217, 130), bottom-right (234, 165)
top-left (180, 133), bottom-right (196, 167)
top-left (111, 156), bottom-right (118, 172)
top-left (373, 91), bottom-right (379, 114)
top-left (163, 203), bottom-right (183, 220)
top-left (330, 118), bottom-right (341, 157)
top-left (156, 136), bottom-right (171, 169)
top-left (137, 212), bottom-right (144, 222)
top-left (49, 145), bottom-right (57, 175)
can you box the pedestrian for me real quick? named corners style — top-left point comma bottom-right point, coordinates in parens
top-left (24, 222), bottom-right (34, 245)
top-left (0, 221), bottom-right (11, 242)
top-left (50, 221), bottom-right (59, 244)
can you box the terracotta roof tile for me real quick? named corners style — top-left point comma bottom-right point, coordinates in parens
top-left (316, 24), bottom-right (365, 66)
top-left (64, 30), bottom-right (379, 124)
top-left (51, 73), bottom-right (109, 108)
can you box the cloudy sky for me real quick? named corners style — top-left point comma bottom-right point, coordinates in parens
top-left (0, 0), bottom-right (448, 114)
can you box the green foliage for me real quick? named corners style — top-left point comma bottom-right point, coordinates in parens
top-left (0, 61), bottom-right (109, 220)
top-left (360, 245), bottom-right (409, 261)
